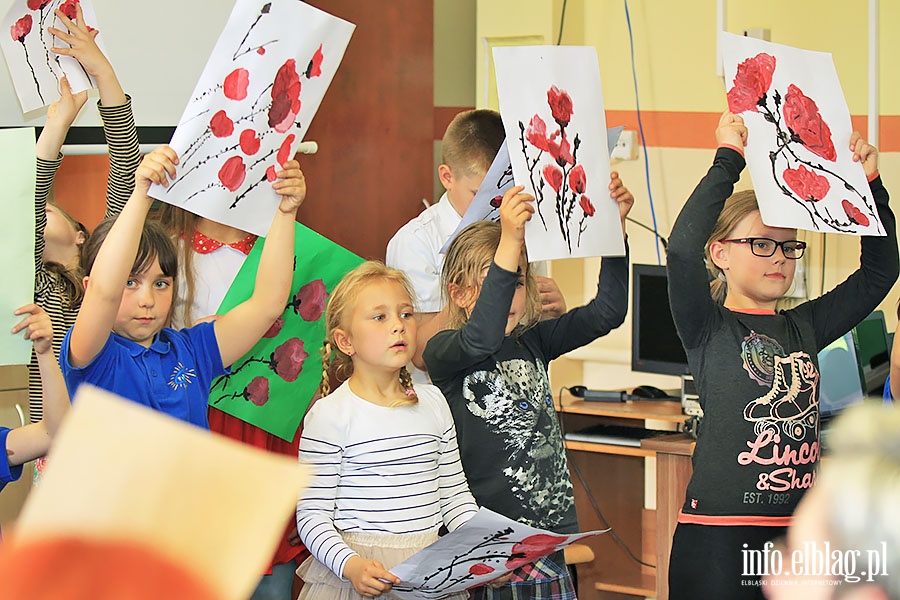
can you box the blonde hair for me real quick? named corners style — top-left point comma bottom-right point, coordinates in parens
top-left (157, 204), bottom-right (200, 326)
top-left (705, 190), bottom-right (761, 305)
top-left (441, 109), bottom-right (505, 178)
top-left (441, 221), bottom-right (540, 331)
top-left (45, 203), bottom-right (89, 308)
top-left (319, 261), bottom-right (418, 405)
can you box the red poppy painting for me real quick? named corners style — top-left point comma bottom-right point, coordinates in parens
top-left (721, 32), bottom-right (882, 236)
top-left (2, 0), bottom-right (106, 112)
top-left (492, 46), bottom-right (622, 261)
top-left (147, 0), bottom-right (355, 238)
top-left (387, 508), bottom-right (605, 597)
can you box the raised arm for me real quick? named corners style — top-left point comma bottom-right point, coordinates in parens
top-left (212, 162), bottom-right (305, 367)
top-left (7, 304), bottom-right (70, 465)
top-left (67, 147), bottom-right (177, 368)
top-left (667, 112), bottom-right (746, 350)
top-left (49, 4), bottom-right (140, 216)
top-left (792, 133), bottom-right (899, 349)
top-left (34, 77), bottom-right (87, 277)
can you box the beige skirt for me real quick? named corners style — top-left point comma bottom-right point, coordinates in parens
top-left (297, 530), bottom-right (468, 600)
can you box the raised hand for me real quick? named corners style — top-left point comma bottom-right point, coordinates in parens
top-left (135, 145), bottom-right (179, 194)
top-left (716, 111), bottom-right (748, 150)
top-left (849, 132), bottom-right (878, 178)
top-left (12, 304), bottom-right (54, 355)
top-left (272, 159), bottom-right (306, 214)
top-left (609, 170), bottom-right (634, 231)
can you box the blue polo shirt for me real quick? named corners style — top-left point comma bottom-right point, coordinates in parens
top-left (0, 427), bottom-right (23, 493)
top-left (60, 322), bottom-right (227, 429)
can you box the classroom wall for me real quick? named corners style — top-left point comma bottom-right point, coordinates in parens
top-left (477, 0), bottom-right (900, 392)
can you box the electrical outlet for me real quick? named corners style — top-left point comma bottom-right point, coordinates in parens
top-left (610, 129), bottom-right (638, 161)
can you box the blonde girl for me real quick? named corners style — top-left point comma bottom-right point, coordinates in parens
top-left (296, 262), bottom-right (478, 600)
top-left (665, 112), bottom-right (898, 599)
top-left (423, 176), bottom-right (633, 599)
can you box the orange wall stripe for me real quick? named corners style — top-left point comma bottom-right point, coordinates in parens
top-left (606, 110), bottom-right (900, 152)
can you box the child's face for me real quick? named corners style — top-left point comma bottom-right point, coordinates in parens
top-left (463, 259), bottom-right (528, 336)
top-left (336, 280), bottom-right (416, 374)
top-left (441, 165), bottom-right (485, 217)
top-left (112, 257), bottom-right (174, 347)
top-left (43, 204), bottom-right (84, 259)
top-left (711, 211), bottom-right (798, 309)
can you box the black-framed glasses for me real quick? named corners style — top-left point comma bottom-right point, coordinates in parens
top-left (720, 237), bottom-right (807, 259)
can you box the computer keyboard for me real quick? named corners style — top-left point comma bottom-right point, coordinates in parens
top-left (564, 424), bottom-right (672, 447)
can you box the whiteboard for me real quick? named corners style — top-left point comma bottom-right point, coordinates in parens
top-left (0, 0), bottom-right (230, 128)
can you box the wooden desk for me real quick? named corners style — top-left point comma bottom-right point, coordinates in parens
top-left (641, 434), bottom-right (695, 600)
top-left (557, 393), bottom-right (689, 599)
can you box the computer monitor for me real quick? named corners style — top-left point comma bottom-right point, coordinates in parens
top-left (631, 264), bottom-right (690, 377)
top-left (853, 310), bottom-right (890, 394)
top-left (817, 331), bottom-right (866, 417)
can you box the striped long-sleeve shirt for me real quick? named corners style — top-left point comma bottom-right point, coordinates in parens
top-left (296, 381), bottom-right (478, 579)
top-left (29, 97), bottom-right (140, 421)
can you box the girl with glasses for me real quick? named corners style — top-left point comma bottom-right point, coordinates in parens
top-left (665, 111), bottom-right (898, 599)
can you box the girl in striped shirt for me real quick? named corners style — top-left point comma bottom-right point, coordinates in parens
top-left (296, 262), bottom-right (478, 599)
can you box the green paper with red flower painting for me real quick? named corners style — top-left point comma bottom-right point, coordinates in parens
top-left (720, 32), bottom-right (884, 237)
top-left (208, 222), bottom-right (363, 441)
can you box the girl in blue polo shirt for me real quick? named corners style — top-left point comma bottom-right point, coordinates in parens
top-left (59, 146), bottom-right (306, 428)
top-left (4, 305), bottom-right (69, 497)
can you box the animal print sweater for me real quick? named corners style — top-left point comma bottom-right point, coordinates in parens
top-left (425, 254), bottom-right (628, 533)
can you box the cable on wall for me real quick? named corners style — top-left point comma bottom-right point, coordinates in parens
top-left (624, 0), bottom-right (663, 266)
top-left (556, 0), bottom-right (568, 45)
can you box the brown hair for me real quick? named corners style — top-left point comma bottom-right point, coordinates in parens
top-left (45, 203), bottom-right (89, 308)
top-left (705, 190), bottom-right (760, 305)
top-left (320, 261), bottom-right (418, 405)
top-left (441, 221), bottom-right (540, 331)
top-left (441, 109), bottom-right (505, 177)
top-left (157, 204), bottom-right (200, 326)
top-left (82, 218), bottom-right (178, 282)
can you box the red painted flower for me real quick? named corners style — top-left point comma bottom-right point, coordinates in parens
top-left (547, 135), bottom-right (574, 167)
top-left (209, 110), bottom-right (234, 138)
top-left (265, 165), bottom-right (278, 182)
top-left (59, 0), bottom-right (79, 20)
top-left (468, 563), bottom-right (495, 576)
top-left (271, 338), bottom-right (308, 382)
top-left (783, 164), bottom-right (830, 202)
top-left (782, 84), bottom-right (836, 162)
top-left (244, 376), bottom-right (270, 406)
top-left (726, 53), bottom-right (776, 114)
top-left (239, 129), bottom-right (260, 155)
top-left (490, 195), bottom-right (503, 209)
top-left (569, 164), bottom-right (587, 194)
top-left (505, 534), bottom-right (567, 570)
top-left (579, 195), bottom-right (595, 217)
top-left (218, 156), bottom-right (246, 192)
top-left (257, 47), bottom-right (266, 56)
top-left (842, 199), bottom-right (869, 227)
top-left (269, 59), bottom-right (301, 134)
top-left (27, 0), bottom-right (51, 10)
top-left (305, 43), bottom-right (324, 78)
top-left (525, 114), bottom-right (551, 152)
top-left (277, 133), bottom-right (296, 167)
top-left (263, 316), bottom-right (284, 338)
top-left (547, 85), bottom-right (573, 127)
top-left (292, 279), bottom-right (328, 322)
top-left (224, 68), bottom-right (250, 101)
top-left (542, 163), bottom-right (563, 192)
top-left (10, 15), bottom-right (32, 42)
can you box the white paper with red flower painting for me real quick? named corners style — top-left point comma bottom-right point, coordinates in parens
top-left (149, 0), bottom-right (354, 237)
top-left (493, 46), bottom-right (624, 262)
top-left (721, 32), bottom-right (883, 236)
top-left (388, 507), bottom-right (606, 599)
top-left (1, 0), bottom-right (106, 113)
top-left (440, 126), bottom-right (624, 255)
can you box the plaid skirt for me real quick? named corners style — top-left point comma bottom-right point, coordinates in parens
top-left (466, 550), bottom-right (576, 600)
